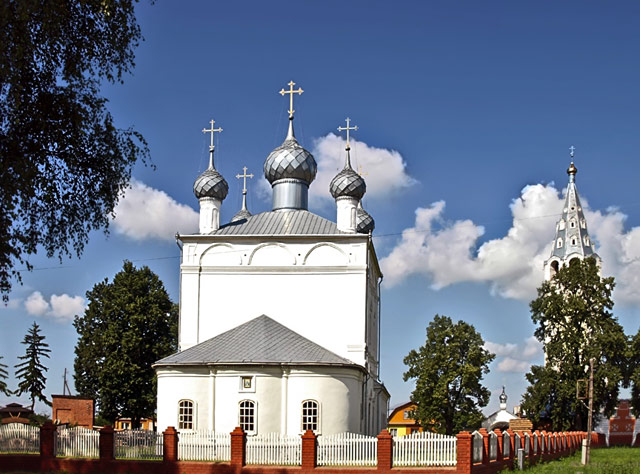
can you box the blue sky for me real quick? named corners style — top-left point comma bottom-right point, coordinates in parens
top-left (2, 1), bottom-right (640, 417)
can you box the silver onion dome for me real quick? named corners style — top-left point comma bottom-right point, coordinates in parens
top-left (194, 167), bottom-right (229, 200)
top-left (330, 157), bottom-right (366, 199)
top-left (356, 203), bottom-right (375, 234)
top-left (264, 121), bottom-right (317, 185)
top-left (499, 387), bottom-right (507, 404)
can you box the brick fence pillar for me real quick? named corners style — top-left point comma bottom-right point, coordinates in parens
top-left (456, 432), bottom-right (472, 474)
top-left (40, 422), bottom-right (56, 457)
top-left (230, 426), bottom-right (246, 467)
top-left (494, 429), bottom-right (503, 464)
top-left (163, 426), bottom-right (178, 462)
top-left (377, 429), bottom-right (393, 471)
top-left (301, 429), bottom-right (317, 470)
top-left (99, 425), bottom-right (114, 461)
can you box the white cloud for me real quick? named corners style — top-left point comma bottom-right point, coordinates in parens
top-left (380, 182), bottom-right (640, 304)
top-left (311, 134), bottom-right (417, 202)
top-left (497, 357), bottom-right (531, 373)
top-left (485, 336), bottom-right (542, 373)
top-left (24, 291), bottom-right (85, 323)
top-left (112, 179), bottom-right (198, 241)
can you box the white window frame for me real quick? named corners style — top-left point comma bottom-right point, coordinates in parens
top-left (301, 400), bottom-right (320, 433)
top-left (239, 375), bottom-right (256, 393)
top-left (178, 399), bottom-right (196, 430)
top-left (239, 400), bottom-right (257, 434)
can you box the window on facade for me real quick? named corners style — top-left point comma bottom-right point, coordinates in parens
top-left (557, 238), bottom-right (563, 248)
top-left (239, 400), bottom-right (256, 433)
top-left (178, 400), bottom-right (194, 430)
top-left (572, 238), bottom-right (576, 245)
top-left (403, 410), bottom-right (411, 420)
top-left (301, 400), bottom-right (319, 432)
top-left (570, 220), bottom-right (576, 228)
top-left (390, 428), bottom-right (398, 437)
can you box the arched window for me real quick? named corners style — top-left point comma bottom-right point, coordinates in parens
top-left (178, 400), bottom-right (194, 430)
top-left (239, 400), bottom-right (256, 433)
top-left (571, 238), bottom-right (576, 245)
top-left (550, 260), bottom-right (559, 277)
top-left (557, 238), bottom-right (563, 248)
top-left (570, 220), bottom-right (576, 228)
top-left (301, 400), bottom-right (319, 432)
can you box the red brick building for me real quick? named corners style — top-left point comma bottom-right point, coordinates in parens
top-left (51, 395), bottom-right (94, 428)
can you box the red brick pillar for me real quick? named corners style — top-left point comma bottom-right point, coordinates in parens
top-left (99, 425), bottom-right (114, 461)
top-left (230, 426), bottom-right (246, 467)
top-left (494, 429), bottom-right (503, 464)
top-left (301, 429), bottom-right (317, 470)
top-left (163, 426), bottom-right (179, 463)
top-left (456, 431), bottom-right (472, 474)
top-left (377, 429), bottom-right (393, 471)
top-left (40, 422), bottom-right (56, 457)
top-left (479, 428), bottom-right (489, 466)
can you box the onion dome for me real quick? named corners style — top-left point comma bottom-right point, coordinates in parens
top-left (356, 202), bottom-right (375, 234)
top-left (567, 161), bottom-right (577, 177)
top-left (499, 387), bottom-right (507, 405)
top-left (330, 151), bottom-right (366, 200)
top-left (264, 120), bottom-right (317, 185)
top-left (194, 167), bottom-right (228, 200)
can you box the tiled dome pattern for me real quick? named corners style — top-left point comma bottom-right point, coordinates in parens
top-left (193, 168), bottom-right (229, 200)
top-left (330, 167), bottom-right (366, 199)
top-left (264, 138), bottom-right (317, 184)
top-left (356, 206), bottom-right (375, 234)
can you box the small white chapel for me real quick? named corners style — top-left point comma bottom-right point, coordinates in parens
top-left (154, 82), bottom-right (389, 436)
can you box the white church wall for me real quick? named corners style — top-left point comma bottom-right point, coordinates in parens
top-left (156, 365), bottom-right (364, 435)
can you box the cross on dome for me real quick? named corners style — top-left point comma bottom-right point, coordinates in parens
top-left (569, 145), bottom-right (575, 158)
top-left (279, 81), bottom-right (304, 119)
top-left (338, 117), bottom-right (358, 151)
top-left (236, 166), bottom-right (254, 194)
top-left (202, 119), bottom-right (223, 168)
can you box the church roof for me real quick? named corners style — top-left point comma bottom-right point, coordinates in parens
top-left (211, 210), bottom-right (346, 236)
top-left (154, 315), bottom-right (357, 367)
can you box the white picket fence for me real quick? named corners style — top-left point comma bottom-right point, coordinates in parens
top-left (246, 432), bottom-right (301, 465)
top-left (0, 423), bottom-right (40, 454)
top-left (115, 429), bottom-right (163, 460)
top-left (56, 426), bottom-right (99, 458)
top-left (178, 430), bottom-right (230, 462)
top-left (393, 432), bottom-right (457, 467)
top-left (317, 432), bottom-right (377, 467)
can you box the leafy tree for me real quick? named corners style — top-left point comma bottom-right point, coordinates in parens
top-left (521, 258), bottom-right (627, 431)
top-left (630, 329), bottom-right (640, 416)
top-left (74, 261), bottom-right (178, 428)
top-left (0, 0), bottom-right (150, 301)
top-left (403, 315), bottom-right (495, 435)
top-left (0, 355), bottom-right (11, 395)
top-left (15, 322), bottom-right (51, 410)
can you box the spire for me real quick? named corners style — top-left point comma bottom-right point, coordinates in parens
top-left (338, 117), bottom-right (358, 169)
top-left (543, 150), bottom-right (600, 279)
top-left (232, 166), bottom-right (254, 222)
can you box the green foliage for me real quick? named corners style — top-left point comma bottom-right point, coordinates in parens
top-left (15, 322), bottom-right (52, 410)
top-left (0, 355), bottom-right (11, 395)
top-left (28, 411), bottom-right (52, 427)
top-left (0, 0), bottom-right (150, 301)
top-left (630, 329), bottom-right (640, 416)
top-left (73, 261), bottom-right (178, 428)
top-left (521, 258), bottom-right (627, 431)
top-left (403, 315), bottom-right (495, 435)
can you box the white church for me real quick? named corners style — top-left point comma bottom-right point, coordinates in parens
top-left (154, 82), bottom-right (389, 436)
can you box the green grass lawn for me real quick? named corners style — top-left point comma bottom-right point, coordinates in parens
top-left (523, 447), bottom-right (640, 473)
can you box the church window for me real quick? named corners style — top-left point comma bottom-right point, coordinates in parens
top-left (571, 238), bottom-right (576, 245)
top-left (178, 400), bottom-right (194, 430)
top-left (301, 400), bottom-right (319, 432)
top-left (239, 400), bottom-right (256, 433)
top-left (557, 238), bottom-right (563, 248)
top-left (550, 260), bottom-right (559, 278)
top-left (584, 236), bottom-right (590, 246)
top-left (570, 220), bottom-right (576, 228)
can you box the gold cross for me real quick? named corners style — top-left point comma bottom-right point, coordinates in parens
top-left (338, 117), bottom-right (358, 150)
top-left (235, 166), bottom-right (254, 193)
top-left (279, 81), bottom-right (304, 118)
top-left (202, 119), bottom-right (223, 151)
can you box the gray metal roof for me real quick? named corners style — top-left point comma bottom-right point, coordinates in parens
top-left (155, 315), bottom-right (357, 367)
top-left (212, 210), bottom-right (345, 236)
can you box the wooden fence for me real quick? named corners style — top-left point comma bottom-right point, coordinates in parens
top-left (0, 423), bottom-right (39, 454)
top-left (178, 430), bottom-right (230, 462)
top-left (115, 429), bottom-right (163, 460)
top-left (246, 432), bottom-right (301, 465)
top-left (317, 432), bottom-right (377, 466)
top-left (392, 431), bottom-right (456, 467)
top-left (55, 426), bottom-right (99, 458)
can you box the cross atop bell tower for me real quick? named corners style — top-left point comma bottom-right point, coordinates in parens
top-left (279, 81), bottom-right (304, 119)
top-left (202, 119), bottom-right (223, 169)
